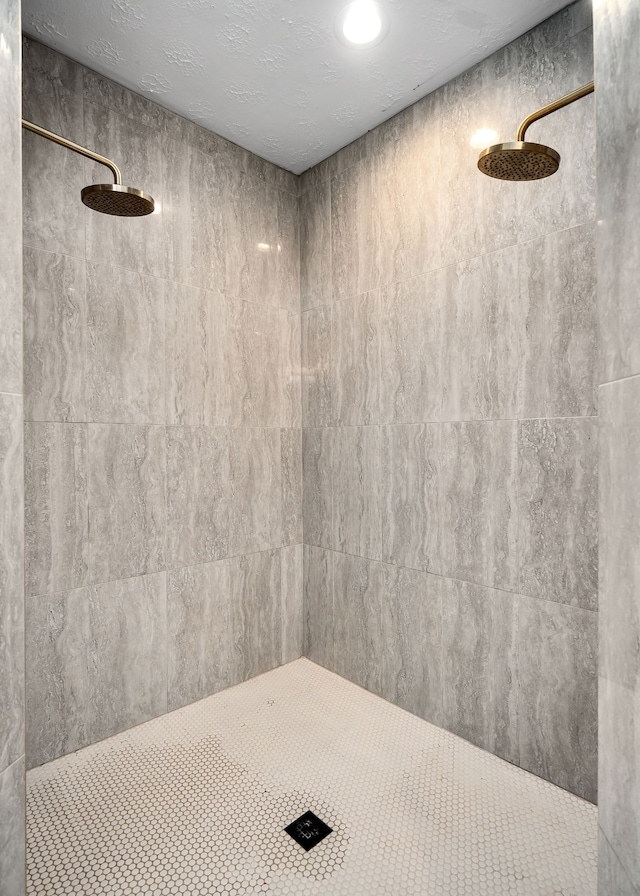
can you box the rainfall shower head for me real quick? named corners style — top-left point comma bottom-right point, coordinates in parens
top-left (81, 183), bottom-right (155, 217)
top-left (477, 141), bottom-right (560, 181)
top-left (22, 119), bottom-right (155, 216)
top-left (477, 81), bottom-right (594, 182)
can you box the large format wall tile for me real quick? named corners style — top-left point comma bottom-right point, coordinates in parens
top-left (279, 308), bottom-right (302, 429)
top-left (442, 579), bottom-right (519, 764)
top-left (86, 262), bottom-right (165, 425)
top-left (229, 428), bottom-right (281, 556)
top-left (330, 291), bottom-right (380, 426)
top-left (225, 177), bottom-right (280, 307)
top-left (518, 224), bottom-right (598, 418)
top-left (331, 161), bottom-right (379, 302)
top-left (441, 247), bottom-right (520, 422)
top-left (23, 247), bottom-right (86, 423)
top-left (166, 426), bottom-right (229, 568)
top-left (22, 36), bottom-right (84, 143)
top-left (302, 306), bottom-right (331, 428)
top-left (599, 677), bottom-right (640, 888)
top-left (281, 544), bottom-right (303, 664)
top-left (0, 394), bottom-right (24, 774)
top-left (167, 561), bottom-right (230, 711)
top-left (379, 271), bottom-right (443, 425)
top-left (599, 377), bottom-right (640, 690)
top-left (302, 428), bottom-right (333, 549)
top-left (333, 425), bottom-right (381, 560)
top-left (281, 428), bottom-right (302, 547)
top-left (88, 424), bottom-right (166, 583)
top-left (26, 574), bottom-right (167, 768)
top-left (332, 552), bottom-right (384, 696)
top-left (517, 596), bottom-right (597, 802)
top-left (229, 550), bottom-right (282, 685)
top-left (439, 421), bottom-right (518, 591)
top-left (380, 566), bottom-right (443, 726)
top-left (598, 829), bottom-right (640, 896)
top-left (300, 180), bottom-right (331, 310)
top-left (227, 298), bottom-right (281, 428)
top-left (276, 187), bottom-right (301, 313)
top-left (0, 757), bottom-right (25, 896)
top-left (24, 422), bottom-right (88, 597)
top-left (303, 546), bottom-right (333, 669)
top-left (84, 102), bottom-right (164, 277)
top-left (165, 283), bottom-right (229, 427)
top-left (518, 417), bottom-right (597, 610)
top-left (380, 424), bottom-right (440, 571)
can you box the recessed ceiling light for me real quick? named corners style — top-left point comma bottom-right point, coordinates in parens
top-left (336, 1), bottom-right (389, 49)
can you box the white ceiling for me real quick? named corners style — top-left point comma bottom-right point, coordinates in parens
top-left (22, 0), bottom-right (573, 174)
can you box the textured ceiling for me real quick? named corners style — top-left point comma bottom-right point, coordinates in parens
top-left (22, 0), bottom-right (573, 174)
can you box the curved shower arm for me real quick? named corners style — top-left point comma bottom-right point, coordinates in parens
top-left (21, 119), bottom-right (122, 185)
top-left (516, 81), bottom-right (594, 142)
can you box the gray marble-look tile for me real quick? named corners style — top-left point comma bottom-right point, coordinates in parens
top-left (519, 224), bottom-right (598, 418)
top-left (84, 101), bottom-right (164, 277)
top-left (518, 417), bottom-right (597, 610)
top-left (441, 247), bottom-right (520, 422)
top-left (330, 291), bottom-right (380, 426)
top-left (440, 421), bottom-right (518, 591)
top-left (26, 573), bottom-right (167, 767)
top-left (281, 544), bottom-right (303, 664)
top-left (165, 284), bottom-right (229, 427)
top-left (300, 179), bottom-right (331, 311)
top-left (86, 262), bottom-right (165, 425)
top-left (22, 36), bottom-right (84, 141)
top-left (276, 187), bottom-right (300, 312)
top-left (379, 270), bottom-right (443, 425)
top-left (333, 425), bottom-right (382, 560)
top-left (302, 428), bottom-right (333, 550)
top-left (229, 428), bottom-right (282, 556)
top-left (229, 550), bottom-right (281, 685)
top-left (167, 560), bottom-right (230, 711)
top-left (0, 757), bottom-right (25, 896)
top-left (281, 428), bottom-right (302, 547)
top-left (0, 394), bottom-right (23, 774)
top-left (331, 160), bottom-right (379, 303)
top-left (598, 828), bottom-right (640, 896)
top-left (279, 309), bottom-right (301, 429)
top-left (88, 424), bottom-right (166, 583)
top-left (442, 578), bottom-right (519, 764)
top-left (302, 306), bottom-right (332, 428)
top-left (23, 247), bottom-right (86, 423)
top-left (166, 426), bottom-right (229, 568)
top-left (517, 595), bottom-right (597, 801)
top-left (227, 297), bottom-right (281, 428)
top-left (332, 552), bottom-right (384, 696)
top-left (24, 422), bottom-right (88, 597)
top-left (380, 566), bottom-right (443, 727)
top-left (599, 376), bottom-right (640, 691)
top-left (599, 677), bottom-right (640, 891)
top-left (380, 424), bottom-right (440, 571)
top-left (377, 100), bottom-right (441, 286)
top-left (303, 546), bottom-right (334, 670)
top-left (162, 138), bottom-right (227, 292)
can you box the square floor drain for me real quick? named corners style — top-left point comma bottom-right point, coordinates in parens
top-left (285, 811), bottom-right (333, 851)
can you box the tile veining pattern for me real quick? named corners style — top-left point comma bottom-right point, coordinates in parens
top-left (21, 36), bottom-right (302, 771)
top-left (27, 659), bottom-right (597, 896)
top-left (301, 0), bottom-right (598, 802)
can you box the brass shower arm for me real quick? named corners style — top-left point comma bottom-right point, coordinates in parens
top-left (516, 81), bottom-right (594, 142)
top-left (21, 119), bottom-right (122, 185)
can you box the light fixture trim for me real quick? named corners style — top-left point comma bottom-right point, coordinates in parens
top-left (335, 0), bottom-right (390, 49)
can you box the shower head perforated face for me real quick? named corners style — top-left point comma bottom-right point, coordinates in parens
top-left (81, 183), bottom-right (155, 216)
top-left (477, 141), bottom-right (560, 181)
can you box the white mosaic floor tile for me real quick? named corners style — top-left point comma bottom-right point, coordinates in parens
top-left (27, 658), bottom-right (597, 895)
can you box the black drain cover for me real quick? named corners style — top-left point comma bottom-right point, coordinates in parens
top-left (285, 811), bottom-right (333, 851)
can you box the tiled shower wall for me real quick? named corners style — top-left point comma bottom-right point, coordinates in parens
top-left (21, 37), bottom-right (302, 770)
top-left (595, 0), bottom-right (640, 892)
top-left (301, 0), bottom-right (598, 802)
top-left (0, 0), bottom-right (25, 892)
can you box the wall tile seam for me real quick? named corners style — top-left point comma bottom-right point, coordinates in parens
top-left (300, 417), bottom-right (599, 430)
top-left (23, 421), bottom-right (304, 429)
top-left (0, 755), bottom-right (25, 782)
top-left (599, 371), bottom-right (640, 389)
top-left (598, 825), bottom-right (640, 896)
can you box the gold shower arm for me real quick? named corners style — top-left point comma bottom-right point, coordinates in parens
top-left (21, 119), bottom-right (122, 185)
top-left (516, 81), bottom-right (594, 142)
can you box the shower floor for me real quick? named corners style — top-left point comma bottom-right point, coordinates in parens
top-left (27, 658), bottom-right (597, 896)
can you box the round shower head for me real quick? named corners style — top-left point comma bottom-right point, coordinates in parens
top-left (81, 183), bottom-right (155, 216)
top-left (477, 141), bottom-right (560, 181)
